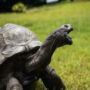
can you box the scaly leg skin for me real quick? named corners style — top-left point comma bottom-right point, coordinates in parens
top-left (40, 66), bottom-right (66, 90)
top-left (6, 77), bottom-right (23, 90)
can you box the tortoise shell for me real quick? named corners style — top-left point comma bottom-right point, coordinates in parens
top-left (0, 24), bottom-right (41, 64)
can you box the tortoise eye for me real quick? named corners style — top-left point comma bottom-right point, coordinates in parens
top-left (64, 25), bottom-right (68, 28)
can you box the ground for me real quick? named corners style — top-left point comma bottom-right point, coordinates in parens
top-left (0, 1), bottom-right (90, 90)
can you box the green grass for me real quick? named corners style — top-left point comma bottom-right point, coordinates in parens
top-left (0, 1), bottom-right (90, 90)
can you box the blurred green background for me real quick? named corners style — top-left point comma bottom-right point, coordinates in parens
top-left (0, 0), bottom-right (90, 90)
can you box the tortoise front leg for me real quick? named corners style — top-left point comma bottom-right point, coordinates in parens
top-left (40, 66), bottom-right (66, 90)
top-left (6, 77), bottom-right (23, 90)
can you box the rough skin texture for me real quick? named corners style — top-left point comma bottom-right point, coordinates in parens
top-left (0, 24), bottom-right (73, 90)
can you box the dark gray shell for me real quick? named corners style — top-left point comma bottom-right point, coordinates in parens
top-left (0, 24), bottom-right (41, 64)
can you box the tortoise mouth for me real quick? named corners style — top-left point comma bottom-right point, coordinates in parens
top-left (67, 28), bottom-right (73, 33)
top-left (65, 28), bottom-right (73, 45)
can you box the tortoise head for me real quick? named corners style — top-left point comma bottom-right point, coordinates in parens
top-left (54, 24), bottom-right (73, 47)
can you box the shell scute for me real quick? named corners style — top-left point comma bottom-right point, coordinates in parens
top-left (0, 24), bottom-right (41, 64)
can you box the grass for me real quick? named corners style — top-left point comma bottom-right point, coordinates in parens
top-left (0, 1), bottom-right (90, 90)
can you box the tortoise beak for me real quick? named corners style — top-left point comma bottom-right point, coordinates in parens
top-left (67, 27), bottom-right (73, 33)
top-left (66, 25), bottom-right (73, 45)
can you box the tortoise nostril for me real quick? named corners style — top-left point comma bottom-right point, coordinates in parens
top-left (70, 27), bottom-right (73, 31)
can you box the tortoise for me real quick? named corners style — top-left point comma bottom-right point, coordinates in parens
top-left (0, 24), bottom-right (73, 90)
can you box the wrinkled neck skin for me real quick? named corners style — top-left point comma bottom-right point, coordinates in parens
top-left (25, 33), bottom-right (62, 73)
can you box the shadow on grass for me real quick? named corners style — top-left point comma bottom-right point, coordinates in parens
top-left (24, 81), bottom-right (45, 90)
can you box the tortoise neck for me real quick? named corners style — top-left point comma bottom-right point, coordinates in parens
top-left (41, 37), bottom-right (57, 59)
top-left (26, 35), bottom-right (58, 73)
